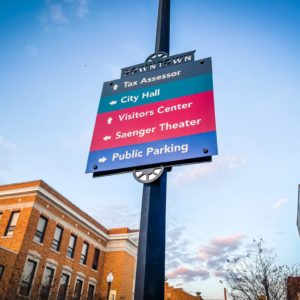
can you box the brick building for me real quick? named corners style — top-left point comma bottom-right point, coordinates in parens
top-left (0, 180), bottom-right (138, 300)
top-left (287, 277), bottom-right (300, 300)
top-left (165, 283), bottom-right (201, 300)
top-left (0, 180), bottom-right (202, 300)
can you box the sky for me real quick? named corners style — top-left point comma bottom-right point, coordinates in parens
top-left (1, 0), bottom-right (300, 298)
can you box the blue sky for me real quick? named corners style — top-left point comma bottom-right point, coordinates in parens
top-left (1, 0), bottom-right (300, 298)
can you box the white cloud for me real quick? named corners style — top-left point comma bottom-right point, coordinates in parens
top-left (25, 45), bottom-right (38, 57)
top-left (40, 0), bottom-right (90, 30)
top-left (171, 155), bottom-right (246, 184)
top-left (272, 198), bottom-right (288, 210)
top-left (89, 203), bottom-right (140, 229)
top-left (49, 4), bottom-right (68, 24)
top-left (167, 267), bottom-right (210, 282)
top-left (77, 0), bottom-right (89, 19)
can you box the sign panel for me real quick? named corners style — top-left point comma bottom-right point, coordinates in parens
top-left (86, 55), bottom-right (218, 175)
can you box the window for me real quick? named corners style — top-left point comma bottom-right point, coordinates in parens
top-left (92, 248), bottom-right (100, 270)
top-left (80, 242), bottom-right (89, 265)
top-left (67, 234), bottom-right (77, 258)
top-left (34, 216), bottom-right (48, 243)
top-left (39, 266), bottom-right (55, 299)
top-left (52, 225), bottom-right (63, 251)
top-left (87, 284), bottom-right (95, 300)
top-left (0, 265), bottom-right (4, 280)
top-left (73, 278), bottom-right (83, 300)
top-left (19, 259), bottom-right (37, 296)
top-left (57, 273), bottom-right (70, 300)
top-left (4, 211), bottom-right (20, 237)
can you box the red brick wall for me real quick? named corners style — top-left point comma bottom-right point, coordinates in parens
top-left (0, 181), bottom-right (137, 300)
top-left (287, 277), bottom-right (300, 300)
top-left (0, 248), bottom-right (18, 299)
top-left (100, 251), bottom-right (136, 300)
top-left (0, 196), bottom-right (34, 252)
top-left (165, 283), bottom-right (201, 300)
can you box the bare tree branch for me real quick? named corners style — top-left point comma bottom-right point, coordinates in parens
top-left (225, 240), bottom-right (300, 300)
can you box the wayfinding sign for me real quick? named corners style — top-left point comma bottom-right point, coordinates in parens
top-left (86, 52), bottom-right (218, 176)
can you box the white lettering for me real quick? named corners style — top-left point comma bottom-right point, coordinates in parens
top-left (112, 150), bottom-right (143, 161)
top-left (116, 127), bottom-right (156, 139)
top-left (159, 119), bottom-right (202, 131)
top-left (140, 70), bottom-right (181, 84)
top-left (146, 144), bottom-right (188, 156)
top-left (157, 102), bottom-right (193, 114)
top-left (121, 95), bottom-right (139, 103)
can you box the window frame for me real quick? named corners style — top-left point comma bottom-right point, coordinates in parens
top-left (4, 211), bottom-right (20, 237)
top-left (73, 277), bottom-right (84, 300)
top-left (51, 225), bottom-right (63, 252)
top-left (67, 234), bottom-right (77, 259)
top-left (80, 241), bottom-right (89, 265)
top-left (39, 265), bottom-right (55, 299)
top-left (0, 264), bottom-right (5, 280)
top-left (57, 272), bottom-right (70, 300)
top-left (18, 258), bottom-right (38, 297)
top-left (87, 282), bottom-right (96, 300)
top-left (92, 248), bottom-right (100, 270)
top-left (33, 216), bottom-right (48, 244)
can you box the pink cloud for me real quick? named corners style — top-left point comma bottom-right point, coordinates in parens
top-left (199, 234), bottom-right (246, 260)
top-left (167, 267), bottom-right (210, 282)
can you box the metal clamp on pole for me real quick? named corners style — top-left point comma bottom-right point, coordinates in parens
top-left (133, 167), bottom-right (165, 184)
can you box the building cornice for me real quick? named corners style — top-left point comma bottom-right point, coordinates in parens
top-left (0, 185), bottom-right (110, 240)
top-left (0, 184), bottom-right (138, 257)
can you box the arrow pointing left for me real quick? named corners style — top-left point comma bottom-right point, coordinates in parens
top-left (103, 136), bottom-right (111, 141)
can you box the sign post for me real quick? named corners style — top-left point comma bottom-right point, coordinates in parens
top-left (134, 2), bottom-right (169, 299)
top-left (86, 0), bottom-right (218, 299)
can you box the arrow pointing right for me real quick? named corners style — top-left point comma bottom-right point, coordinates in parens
top-left (98, 157), bottom-right (107, 163)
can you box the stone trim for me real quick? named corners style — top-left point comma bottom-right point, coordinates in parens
top-left (0, 245), bottom-right (18, 255)
top-left (0, 184), bottom-right (139, 257)
top-left (33, 203), bottom-right (106, 252)
top-left (0, 186), bottom-right (109, 240)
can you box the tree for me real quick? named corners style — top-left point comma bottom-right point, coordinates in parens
top-left (225, 239), bottom-right (299, 300)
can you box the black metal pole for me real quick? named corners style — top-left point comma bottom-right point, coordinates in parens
top-left (106, 282), bottom-right (111, 300)
top-left (155, 0), bottom-right (170, 54)
top-left (134, 2), bottom-right (170, 299)
top-left (134, 171), bottom-right (167, 300)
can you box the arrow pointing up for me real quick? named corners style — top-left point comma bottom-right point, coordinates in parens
top-left (103, 136), bottom-right (111, 141)
top-left (109, 100), bottom-right (117, 106)
top-left (113, 84), bottom-right (119, 91)
top-left (107, 117), bottom-right (113, 124)
top-left (98, 157), bottom-right (107, 163)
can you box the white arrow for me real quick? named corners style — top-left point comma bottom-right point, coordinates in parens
top-left (113, 84), bottom-right (119, 91)
top-left (103, 136), bottom-right (111, 141)
top-left (98, 157), bottom-right (107, 163)
top-left (107, 117), bottom-right (113, 124)
top-left (109, 100), bottom-right (117, 106)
